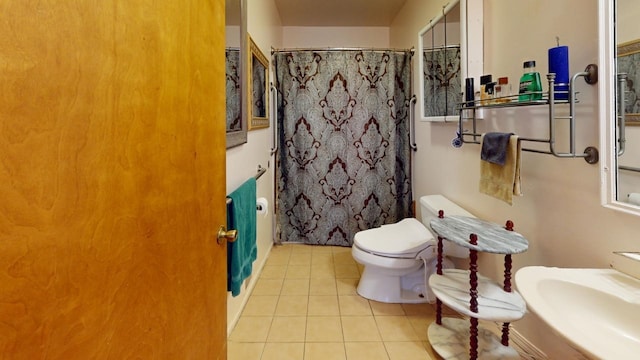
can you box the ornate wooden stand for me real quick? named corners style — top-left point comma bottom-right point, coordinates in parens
top-left (429, 213), bottom-right (528, 360)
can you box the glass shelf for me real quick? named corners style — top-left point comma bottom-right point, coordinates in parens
top-left (455, 66), bottom-right (600, 164)
top-left (459, 91), bottom-right (571, 110)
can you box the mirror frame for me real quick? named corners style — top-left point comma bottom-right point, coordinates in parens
top-left (417, 0), bottom-right (483, 122)
top-left (226, 0), bottom-right (248, 149)
top-left (248, 35), bottom-right (269, 130)
top-left (599, 0), bottom-right (640, 216)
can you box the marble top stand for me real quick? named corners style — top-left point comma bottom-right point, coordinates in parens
top-left (428, 213), bottom-right (529, 360)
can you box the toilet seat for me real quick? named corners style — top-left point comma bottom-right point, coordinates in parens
top-left (354, 218), bottom-right (434, 258)
top-left (352, 195), bottom-right (474, 304)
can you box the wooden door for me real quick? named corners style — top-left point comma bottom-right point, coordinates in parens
top-left (0, 0), bottom-right (228, 359)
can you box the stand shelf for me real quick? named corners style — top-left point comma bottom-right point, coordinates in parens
top-left (429, 269), bottom-right (526, 322)
top-left (456, 64), bottom-right (599, 164)
top-left (428, 318), bottom-right (520, 360)
top-left (428, 214), bottom-right (529, 360)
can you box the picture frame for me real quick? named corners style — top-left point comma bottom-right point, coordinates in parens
top-left (248, 35), bottom-right (269, 130)
top-left (618, 38), bottom-right (640, 125)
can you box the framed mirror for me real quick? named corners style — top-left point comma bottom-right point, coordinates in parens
top-left (418, 0), bottom-right (483, 122)
top-left (226, 0), bottom-right (247, 149)
top-left (600, 0), bottom-right (640, 215)
top-left (248, 35), bottom-right (269, 130)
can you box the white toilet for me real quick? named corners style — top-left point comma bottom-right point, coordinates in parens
top-left (351, 195), bottom-right (475, 303)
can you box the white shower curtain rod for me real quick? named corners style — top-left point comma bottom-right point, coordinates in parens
top-left (270, 47), bottom-right (415, 56)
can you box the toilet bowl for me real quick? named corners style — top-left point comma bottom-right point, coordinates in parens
top-left (352, 195), bottom-right (475, 303)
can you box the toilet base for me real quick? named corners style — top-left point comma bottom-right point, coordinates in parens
top-left (356, 265), bottom-right (434, 304)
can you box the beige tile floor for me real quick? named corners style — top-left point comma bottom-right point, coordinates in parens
top-left (228, 243), bottom-right (452, 360)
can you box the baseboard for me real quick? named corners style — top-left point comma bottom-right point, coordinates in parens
top-left (509, 327), bottom-right (549, 360)
top-left (482, 321), bottom-right (548, 360)
top-left (226, 242), bottom-right (274, 336)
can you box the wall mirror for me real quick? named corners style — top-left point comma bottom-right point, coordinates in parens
top-left (226, 0), bottom-right (247, 148)
top-left (618, 39), bottom-right (640, 125)
top-left (418, 0), bottom-right (483, 122)
top-left (600, 0), bottom-right (640, 215)
top-left (248, 35), bottom-right (269, 130)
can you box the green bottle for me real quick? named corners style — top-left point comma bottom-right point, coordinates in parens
top-left (518, 60), bottom-right (542, 102)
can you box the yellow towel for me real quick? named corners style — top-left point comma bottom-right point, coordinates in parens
top-left (479, 134), bottom-right (522, 205)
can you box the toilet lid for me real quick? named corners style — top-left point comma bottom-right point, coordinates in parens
top-left (354, 218), bottom-right (434, 256)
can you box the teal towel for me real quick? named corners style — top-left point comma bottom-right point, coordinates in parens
top-left (227, 178), bottom-right (257, 297)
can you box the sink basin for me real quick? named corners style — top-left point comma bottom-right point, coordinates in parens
top-left (515, 266), bottom-right (640, 360)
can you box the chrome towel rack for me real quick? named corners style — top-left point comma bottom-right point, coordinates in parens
top-left (255, 164), bottom-right (267, 180)
top-left (457, 64), bottom-right (600, 164)
top-left (226, 165), bottom-right (267, 205)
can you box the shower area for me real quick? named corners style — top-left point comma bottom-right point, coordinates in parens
top-left (273, 49), bottom-right (414, 247)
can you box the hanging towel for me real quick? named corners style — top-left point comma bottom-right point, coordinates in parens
top-left (481, 132), bottom-right (514, 165)
top-left (227, 177), bottom-right (257, 297)
top-left (479, 134), bottom-right (522, 205)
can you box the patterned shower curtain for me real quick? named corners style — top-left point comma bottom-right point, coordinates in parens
top-left (274, 50), bottom-right (413, 246)
top-left (423, 47), bottom-right (461, 117)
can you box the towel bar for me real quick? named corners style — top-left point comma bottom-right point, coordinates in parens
top-left (255, 165), bottom-right (267, 180)
top-left (226, 165), bottom-right (267, 205)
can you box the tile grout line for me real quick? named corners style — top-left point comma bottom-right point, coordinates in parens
top-left (233, 244), bottom-right (441, 360)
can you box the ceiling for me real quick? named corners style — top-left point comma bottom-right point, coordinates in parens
top-left (273, 0), bottom-right (409, 27)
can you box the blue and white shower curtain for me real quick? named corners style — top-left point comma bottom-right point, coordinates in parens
top-left (274, 50), bottom-right (413, 246)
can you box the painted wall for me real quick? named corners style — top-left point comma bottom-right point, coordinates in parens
top-left (393, 0), bottom-right (640, 357)
top-left (617, 0), bottom-right (640, 43)
top-left (229, 0), bottom-right (640, 356)
top-left (282, 26), bottom-right (389, 48)
top-left (225, 0), bottom-right (282, 335)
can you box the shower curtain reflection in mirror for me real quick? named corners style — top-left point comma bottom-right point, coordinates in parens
top-left (274, 50), bottom-right (413, 246)
top-left (249, 36), bottom-right (269, 129)
top-left (423, 46), bottom-right (461, 117)
top-left (226, 48), bottom-right (242, 132)
top-left (416, 0), bottom-right (478, 123)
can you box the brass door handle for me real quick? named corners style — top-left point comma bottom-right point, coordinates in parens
top-left (217, 226), bottom-right (238, 245)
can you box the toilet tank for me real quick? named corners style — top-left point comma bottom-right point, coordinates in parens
top-left (419, 195), bottom-right (475, 259)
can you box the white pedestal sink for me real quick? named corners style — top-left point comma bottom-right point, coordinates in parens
top-left (515, 266), bottom-right (640, 360)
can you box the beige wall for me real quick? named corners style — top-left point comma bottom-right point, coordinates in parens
top-left (618, 0), bottom-right (640, 43)
top-left (225, 0), bottom-right (282, 335)
top-left (282, 26), bottom-right (389, 48)
top-left (394, 0), bottom-right (640, 357)
top-left (228, 0), bottom-right (640, 357)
